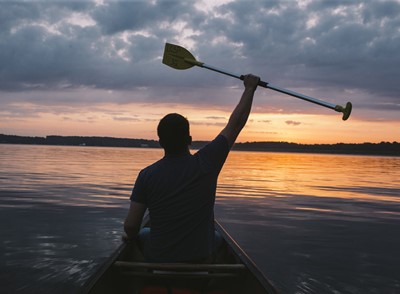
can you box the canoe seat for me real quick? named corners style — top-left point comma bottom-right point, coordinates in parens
top-left (140, 286), bottom-right (196, 294)
top-left (113, 261), bottom-right (245, 294)
top-left (139, 286), bottom-right (228, 294)
top-left (113, 261), bottom-right (246, 279)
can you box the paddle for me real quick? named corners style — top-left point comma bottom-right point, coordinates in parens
top-left (162, 43), bottom-right (352, 121)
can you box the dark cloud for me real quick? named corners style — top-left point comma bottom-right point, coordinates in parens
top-left (285, 120), bottom-right (302, 126)
top-left (113, 116), bottom-right (140, 122)
top-left (190, 121), bottom-right (226, 127)
top-left (93, 1), bottom-right (158, 34)
top-left (93, 1), bottom-right (199, 34)
top-left (203, 0), bottom-right (400, 102)
top-left (206, 116), bottom-right (226, 120)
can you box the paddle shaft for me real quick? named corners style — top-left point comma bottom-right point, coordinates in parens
top-left (164, 43), bottom-right (351, 120)
top-left (199, 63), bottom-right (337, 110)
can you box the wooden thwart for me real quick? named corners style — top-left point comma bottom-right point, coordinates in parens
top-left (118, 271), bottom-right (241, 279)
top-left (114, 261), bottom-right (246, 280)
top-left (114, 261), bottom-right (246, 272)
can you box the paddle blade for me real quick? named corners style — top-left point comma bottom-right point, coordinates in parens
top-left (342, 102), bottom-right (352, 121)
top-left (162, 43), bottom-right (199, 70)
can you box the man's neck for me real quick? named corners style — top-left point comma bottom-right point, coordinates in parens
top-left (164, 148), bottom-right (190, 157)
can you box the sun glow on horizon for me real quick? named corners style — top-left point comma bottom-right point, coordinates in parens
top-left (1, 101), bottom-right (399, 145)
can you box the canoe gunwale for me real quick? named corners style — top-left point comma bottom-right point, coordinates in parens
top-left (215, 220), bottom-right (278, 294)
top-left (80, 242), bottom-right (127, 294)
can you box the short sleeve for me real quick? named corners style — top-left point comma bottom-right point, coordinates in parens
top-left (196, 135), bottom-right (230, 173)
top-left (130, 170), bottom-right (147, 205)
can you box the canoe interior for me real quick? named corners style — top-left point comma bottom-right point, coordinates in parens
top-left (84, 220), bottom-right (276, 294)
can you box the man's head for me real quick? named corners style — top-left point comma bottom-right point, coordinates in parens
top-left (157, 113), bottom-right (192, 155)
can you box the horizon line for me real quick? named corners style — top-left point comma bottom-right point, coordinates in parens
top-left (0, 133), bottom-right (398, 146)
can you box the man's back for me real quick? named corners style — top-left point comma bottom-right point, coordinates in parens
top-left (130, 135), bottom-right (229, 262)
top-left (124, 75), bottom-right (260, 263)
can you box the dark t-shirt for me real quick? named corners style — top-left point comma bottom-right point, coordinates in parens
top-left (130, 135), bottom-right (230, 262)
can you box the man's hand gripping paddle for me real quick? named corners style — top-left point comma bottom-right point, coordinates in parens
top-left (162, 43), bottom-right (352, 121)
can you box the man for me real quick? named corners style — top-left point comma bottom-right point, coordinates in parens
top-left (124, 74), bottom-right (260, 262)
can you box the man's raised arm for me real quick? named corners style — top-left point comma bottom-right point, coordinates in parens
top-left (220, 74), bottom-right (260, 148)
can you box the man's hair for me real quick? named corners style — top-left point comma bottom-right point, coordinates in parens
top-left (157, 113), bottom-right (191, 154)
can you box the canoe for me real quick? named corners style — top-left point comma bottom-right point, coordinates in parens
top-left (82, 218), bottom-right (277, 294)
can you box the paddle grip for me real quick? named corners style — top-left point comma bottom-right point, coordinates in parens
top-left (240, 75), bottom-right (268, 88)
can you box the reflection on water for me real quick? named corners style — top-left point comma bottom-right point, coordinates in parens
top-left (0, 145), bottom-right (163, 208)
top-left (216, 151), bottom-right (400, 293)
top-left (1, 145), bottom-right (400, 293)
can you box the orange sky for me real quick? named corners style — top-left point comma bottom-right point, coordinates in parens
top-left (2, 101), bottom-right (398, 144)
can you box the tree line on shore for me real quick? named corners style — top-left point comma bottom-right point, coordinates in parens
top-left (1, 134), bottom-right (399, 156)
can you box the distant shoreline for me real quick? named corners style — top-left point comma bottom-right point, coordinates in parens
top-left (1, 134), bottom-right (399, 157)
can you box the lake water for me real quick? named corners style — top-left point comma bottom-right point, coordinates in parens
top-left (1, 144), bottom-right (399, 293)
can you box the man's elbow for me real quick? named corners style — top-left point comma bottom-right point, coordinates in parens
top-left (124, 219), bottom-right (140, 239)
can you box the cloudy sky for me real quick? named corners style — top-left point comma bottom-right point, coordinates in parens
top-left (1, 0), bottom-right (399, 143)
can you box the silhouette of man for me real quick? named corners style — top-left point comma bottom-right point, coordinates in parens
top-left (124, 74), bottom-right (260, 262)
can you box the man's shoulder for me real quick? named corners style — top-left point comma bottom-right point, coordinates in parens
top-left (140, 158), bottom-right (165, 177)
top-left (196, 135), bottom-right (229, 155)
top-left (193, 135), bottom-right (230, 172)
